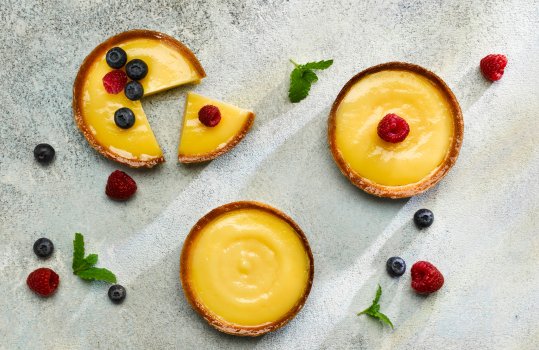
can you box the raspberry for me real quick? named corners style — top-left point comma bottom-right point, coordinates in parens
top-left (105, 170), bottom-right (137, 201)
top-left (480, 54), bottom-right (507, 81)
top-left (377, 113), bottom-right (410, 143)
top-left (198, 105), bottom-right (221, 127)
top-left (27, 267), bottom-right (60, 297)
top-left (102, 70), bottom-right (128, 94)
top-left (411, 261), bottom-right (444, 294)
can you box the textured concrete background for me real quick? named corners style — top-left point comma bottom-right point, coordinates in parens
top-left (1, 0), bottom-right (538, 349)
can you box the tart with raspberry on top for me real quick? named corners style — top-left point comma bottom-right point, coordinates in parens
top-left (178, 92), bottom-right (255, 163)
top-left (328, 62), bottom-right (463, 198)
top-left (73, 30), bottom-right (206, 168)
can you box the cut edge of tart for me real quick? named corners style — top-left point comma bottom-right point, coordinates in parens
top-left (328, 62), bottom-right (464, 198)
top-left (73, 29), bottom-right (206, 168)
top-left (178, 92), bottom-right (255, 163)
top-left (180, 201), bottom-right (314, 336)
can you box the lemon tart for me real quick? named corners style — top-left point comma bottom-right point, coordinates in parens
top-left (73, 30), bottom-right (206, 168)
top-left (328, 62), bottom-right (463, 198)
top-left (180, 201), bottom-right (314, 336)
top-left (178, 92), bottom-right (255, 163)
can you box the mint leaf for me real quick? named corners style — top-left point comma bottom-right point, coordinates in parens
top-left (358, 284), bottom-right (382, 315)
top-left (84, 254), bottom-right (98, 266)
top-left (288, 58), bottom-right (333, 103)
top-left (373, 284), bottom-right (382, 305)
top-left (302, 70), bottom-right (318, 84)
top-left (289, 68), bottom-right (312, 103)
top-left (72, 233), bottom-right (117, 284)
top-left (371, 303), bottom-right (380, 313)
top-left (302, 59), bottom-right (333, 70)
top-left (357, 284), bottom-right (394, 329)
top-left (374, 311), bottom-right (394, 329)
top-left (73, 233), bottom-right (85, 270)
top-left (73, 261), bottom-right (92, 274)
top-left (77, 267), bottom-right (117, 284)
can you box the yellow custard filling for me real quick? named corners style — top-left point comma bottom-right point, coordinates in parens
top-left (335, 70), bottom-right (455, 186)
top-left (81, 38), bottom-right (202, 161)
top-left (178, 92), bottom-right (253, 157)
top-left (185, 208), bottom-right (311, 327)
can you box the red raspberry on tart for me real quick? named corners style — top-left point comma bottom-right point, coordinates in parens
top-left (102, 70), bottom-right (128, 94)
top-left (377, 113), bottom-right (410, 143)
top-left (198, 105), bottom-right (221, 127)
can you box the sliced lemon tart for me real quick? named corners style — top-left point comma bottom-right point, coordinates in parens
top-left (328, 62), bottom-right (463, 198)
top-left (180, 201), bottom-right (314, 336)
top-left (73, 30), bottom-right (206, 168)
top-left (178, 92), bottom-right (255, 163)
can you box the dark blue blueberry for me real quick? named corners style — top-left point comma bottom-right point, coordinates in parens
top-left (414, 209), bottom-right (434, 228)
top-left (386, 256), bottom-right (406, 277)
top-left (114, 108), bottom-right (136, 129)
top-left (106, 47), bottom-right (127, 69)
top-left (34, 144), bottom-right (55, 164)
top-left (124, 81), bottom-right (144, 101)
top-left (125, 59), bottom-right (148, 80)
top-left (108, 284), bottom-right (127, 304)
top-left (33, 238), bottom-right (54, 258)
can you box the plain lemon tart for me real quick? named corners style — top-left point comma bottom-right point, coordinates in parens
top-left (73, 30), bottom-right (206, 168)
top-left (328, 62), bottom-right (463, 198)
top-left (178, 92), bottom-right (255, 163)
top-left (180, 201), bottom-right (314, 336)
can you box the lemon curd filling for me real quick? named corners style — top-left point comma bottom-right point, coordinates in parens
top-left (178, 92), bottom-right (253, 157)
top-left (335, 70), bottom-right (455, 186)
top-left (81, 38), bottom-right (202, 161)
top-left (185, 208), bottom-right (311, 327)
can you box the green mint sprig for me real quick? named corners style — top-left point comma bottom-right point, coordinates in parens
top-left (72, 233), bottom-right (117, 283)
top-left (288, 59), bottom-right (333, 103)
top-left (357, 284), bottom-right (394, 329)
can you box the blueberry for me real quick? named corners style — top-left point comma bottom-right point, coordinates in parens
top-left (34, 144), bottom-right (55, 164)
top-left (106, 47), bottom-right (127, 69)
top-left (414, 209), bottom-right (434, 228)
top-left (125, 59), bottom-right (148, 80)
top-left (124, 81), bottom-right (144, 100)
top-left (33, 238), bottom-right (54, 258)
top-left (114, 108), bottom-right (136, 129)
top-left (108, 284), bottom-right (126, 304)
top-left (386, 256), bottom-right (406, 277)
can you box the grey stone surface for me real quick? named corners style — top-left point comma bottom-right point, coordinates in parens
top-left (1, 0), bottom-right (538, 349)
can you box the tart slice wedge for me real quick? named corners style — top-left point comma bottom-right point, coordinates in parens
top-left (180, 201), bottom-right (314, 336)
top-left (73, 30), bottom-right (206, 168)
top-left (178, 92), bottom-right (255, 163)
top-left (328, 62), bottom-right (463, 198)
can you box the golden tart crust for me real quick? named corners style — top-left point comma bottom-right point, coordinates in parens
top-left (73, 29), bottom-right (206, 168)
top-left (328, 62), bottom-right (464, 198)
top-left (180, 201), bottom-right (314, 336)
